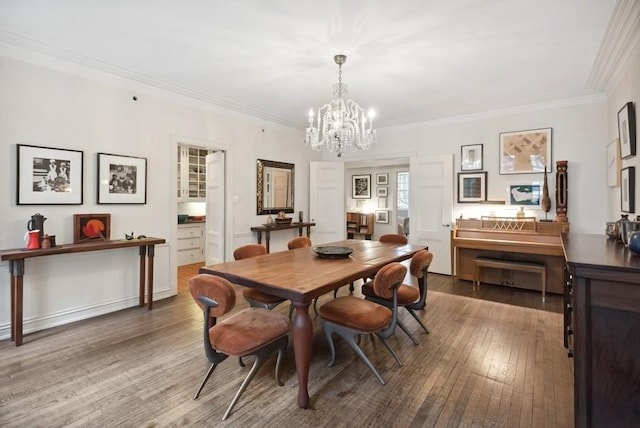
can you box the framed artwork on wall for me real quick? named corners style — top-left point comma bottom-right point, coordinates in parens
top-left (376, 187), bottom-right (388, 197)
top-left (507, 182), bottom-right (541, 206)
top-left (461, 144), bottom-right (483, 171)
top-left (607, 139), bottom-right (620, 187)
top-left (73, 213), bottom-right (111, 243)
top-left (17, 144), bottom-right (84, 205)
top-left (499, 128), bottom-right (552, 174)
top-left (352, 174), bottom-right (371, 199)
top-left (375, 210), bottom-right (389, 223)
top-left (378, 197), bottom-right (387, 208)
top-left (618, 102), bottom-right (636, 159)
top-left (376, 173), bottom-right (389, 185)
top-left (97, 153), bottom-right (147, 204)
top-left (621, 167), bottom-right (635, 213)
top-left (457, 171), bottom-right (487, 203)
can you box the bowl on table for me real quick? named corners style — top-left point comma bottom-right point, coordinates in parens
top-left (275, 217), bottom-right (292, 225)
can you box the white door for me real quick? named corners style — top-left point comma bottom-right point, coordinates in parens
top-left (205, 151), bottom-right (225, 264)
top-left (309, 161), bottom-right (345, 245)
top-left (409, 154), bottom-right (453, 275)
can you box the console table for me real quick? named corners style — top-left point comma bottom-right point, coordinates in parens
top-left (0, 237), bottom-right (165, 346)
top-left (250, 222), bottom-right (315, 252)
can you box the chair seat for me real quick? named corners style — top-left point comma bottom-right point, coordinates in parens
top-left (210, 308), bottom-right (290, 356)
top-left (362, 282), bottom-right (419, 305)
top-left (319, 296), bottom-right (392, 333)
top-left (242, 288), bottom-right (286, 304)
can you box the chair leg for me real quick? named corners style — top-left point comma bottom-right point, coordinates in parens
top-left (405, 307), bottom-right (430, 334)
top-left (378, 336), bottom-right (402, 367)
top-left (193, 363), bottom-right (218, 399)
top-left (238, 357), bottom-right (246, 367)
top-left (396, 319), bottom-right (419, 345)
top-left (323, 325), bottom-right (338, 367)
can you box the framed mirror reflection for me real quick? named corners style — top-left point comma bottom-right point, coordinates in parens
top-left (256, 159), bottom-right (295, 215)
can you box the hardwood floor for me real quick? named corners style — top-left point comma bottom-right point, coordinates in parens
top-left (0, 264), bottom-right (573, 427)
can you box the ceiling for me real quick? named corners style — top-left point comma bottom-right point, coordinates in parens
top-left (0, 0), bottom-right (618, 129)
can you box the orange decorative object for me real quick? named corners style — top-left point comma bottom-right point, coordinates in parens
top-left (73, 213), bottom-right (111, 243)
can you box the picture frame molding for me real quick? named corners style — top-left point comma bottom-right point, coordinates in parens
top-left (376, 173), bottom-right (389, 185)
top-left (97, 153), bottom-right (147, 204)
top-left (461, 143), bottom-right (483, 171)
top-left (375, 210), bottom-right (389, 223)
top-left (618, 102), bottom-right (636, 159)
top-left (499, 127), bottom-right (552, 174)
top-left (621, 166), bottom-right (635, 213)
top-left (17, 144), bottom-right (84, 205)
top-left (352, 174), bottom-right (372, 199)
top-left (457, 171), bottom-right (487, 203)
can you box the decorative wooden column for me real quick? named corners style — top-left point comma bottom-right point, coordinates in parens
top-left (555, 160), bottom-right (568, 223)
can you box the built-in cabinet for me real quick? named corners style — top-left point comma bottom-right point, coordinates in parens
top-left (177, 223), bottom-right (204, 265)
top-left (346, 212), bottom-right (374, 240)
top-left (177, 145), bottom-right (211, 201)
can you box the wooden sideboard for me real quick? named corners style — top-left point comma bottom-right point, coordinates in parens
top-left (562, 233), bottom-right (640, 427)
top-left (451, 218), bottom-right (569, 294)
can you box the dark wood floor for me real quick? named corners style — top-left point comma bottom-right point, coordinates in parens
top-left (0, 263), bottom-right (573, 427)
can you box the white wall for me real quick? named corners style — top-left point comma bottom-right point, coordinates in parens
top-left (606, 43), bottom-right (640, 221)
top-left (0, 53), bottom-right (319, 340)
top-left (339, 99), bottom-right (608, 234)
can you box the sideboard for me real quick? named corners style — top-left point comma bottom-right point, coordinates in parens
top-left (451, 218), bottom-right (569, 294)
top-left (562, 233), bottom-right (640, 427)
top-left (250, 222), bottom-right (315, 252)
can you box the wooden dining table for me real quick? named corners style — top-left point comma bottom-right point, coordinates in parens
top-left (199, 239), bottom-right (426, 409)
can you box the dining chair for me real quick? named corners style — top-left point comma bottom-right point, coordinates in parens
top-left (318, 262), bottom-right (407, 384)
top-left (188, 274), bottom-right (290, 421)
top-left (287, 236), bottom-right (312, 250)
top-left (361, 249), bottom-right (433, 344)
top-left (234, 244), bottom-right (287, 310)
top-left (358, 233), bottom-right (409, 284)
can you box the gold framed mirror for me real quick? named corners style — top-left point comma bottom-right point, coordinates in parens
top-left (256, 159), bottom-right (294, 215)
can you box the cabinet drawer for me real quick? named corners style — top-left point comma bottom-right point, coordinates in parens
top-left (178, 237), bottom-right (201, 250)
top-left (178, 224), bottom-right (202, 239)
top-left (178, 248), bottom-right (203, 266)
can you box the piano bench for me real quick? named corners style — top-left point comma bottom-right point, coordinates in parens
top-left (474, 258), bottom-right (547, 302)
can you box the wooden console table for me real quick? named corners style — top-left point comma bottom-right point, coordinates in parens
top-left (0, 237), bottom-right (165, 346)
top-left (250, 222), bottom-right (315, 252)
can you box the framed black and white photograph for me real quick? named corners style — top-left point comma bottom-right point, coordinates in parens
top-left (375, 210), bottom-right (389, 223)
top-left (618, 102), bottom-right (636, 159)
top-left (457, 171), bottom-right (487, 203)
top-left (461, 144), bottom-right (483, 171)
top-left (621, 166), bottom-right (635, 213)
top-left (97, 153), bottom-right (147, 204)
top-left (376, 187), bottom-right (388, 197)
top-left (378, 197), bottom-right (387, 208)
top-left (376, 173), bottom-right (389, 185)
top-left (507, 182), bottom-right (541, 206)
top-left (352, 174), bottom-right (371, 199)
top-left (17, 144), bottom-right (83, 205)
top-left (499, 128), bottom-right (552, 174)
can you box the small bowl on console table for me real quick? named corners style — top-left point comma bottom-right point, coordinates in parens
top-left (275, 217), bottom-right (292, 225)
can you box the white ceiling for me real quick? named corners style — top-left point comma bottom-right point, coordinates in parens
top-left (0, 0), bottom-right (618, 129)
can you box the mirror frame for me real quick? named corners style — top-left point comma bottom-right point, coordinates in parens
top-left (256, 159), bottom-right (295, 215)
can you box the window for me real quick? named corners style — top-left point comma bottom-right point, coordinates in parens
top-left (397, 171), bottom-right (409, 212)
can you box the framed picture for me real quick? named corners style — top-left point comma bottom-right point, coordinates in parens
top-left (73, 213), bottom-right (111, 243)
top-left (618, 102), bottom-right (636, 159)
top-left (621, 167), bottom-right (635, 213)
top-left (97, 153), bottom-right (147, 204)
top-left (457, 171), bottom-right (487, 203)
top-left (375, 210), bottom-right (389, 223)
top-left (499, 128), bottom-right (552, 174)
top-left (378, 197), bottom-right (387, 208)
top-left (607, 139), bottom-right (620, 187)
top-left (17, 144), bottom-right (83, 205)
top-left (352, 174), bottom-right (371, 199)
top-left (507, 182), bottom-right (541, 206)
top-left (376, 173), bottom-right (389, 185)
top-left (461, 144), bottom-right (483, 171)
top-left (376, 187), bottom-right (388, 197)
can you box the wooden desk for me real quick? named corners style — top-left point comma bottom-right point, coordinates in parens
top-left (250, 222), bottom-right (315, 252)
top-left (199, 239), bottom-right (425, 409)
top-left (0, 237), bottom-right (165, 346)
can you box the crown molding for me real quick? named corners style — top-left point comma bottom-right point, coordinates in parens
top-left (586, 0), bottom-right (640, 93)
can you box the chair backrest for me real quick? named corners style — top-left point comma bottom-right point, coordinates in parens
top-left (379, 234), bottom-right (408, 245)
top-left (233, 244), bottom-right (267, 260)
top-left (410, 249), bottom-right (433, 278)
top-left (287, 236), bottom-right (312, 250)
top-left (373, 262), bottom-right (407, 299)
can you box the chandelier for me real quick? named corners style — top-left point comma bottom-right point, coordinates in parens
top-left (305, 54), bottom-right (376, 157)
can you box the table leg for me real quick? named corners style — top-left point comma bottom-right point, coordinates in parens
top-left (265, 231), bottom-right (271, 253)
top-left (10, 260), bottom-right (25, 346)
top-left (256, 231), bottom-right (263, 244)
top-left (292, 300), bottom-right (312, 409)
top-left (305, 226), bottom-right (311, 237)
top-left (139, 246), bottom-right (147, 307)
top-left (147, 245), bottom-right (155, 310)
